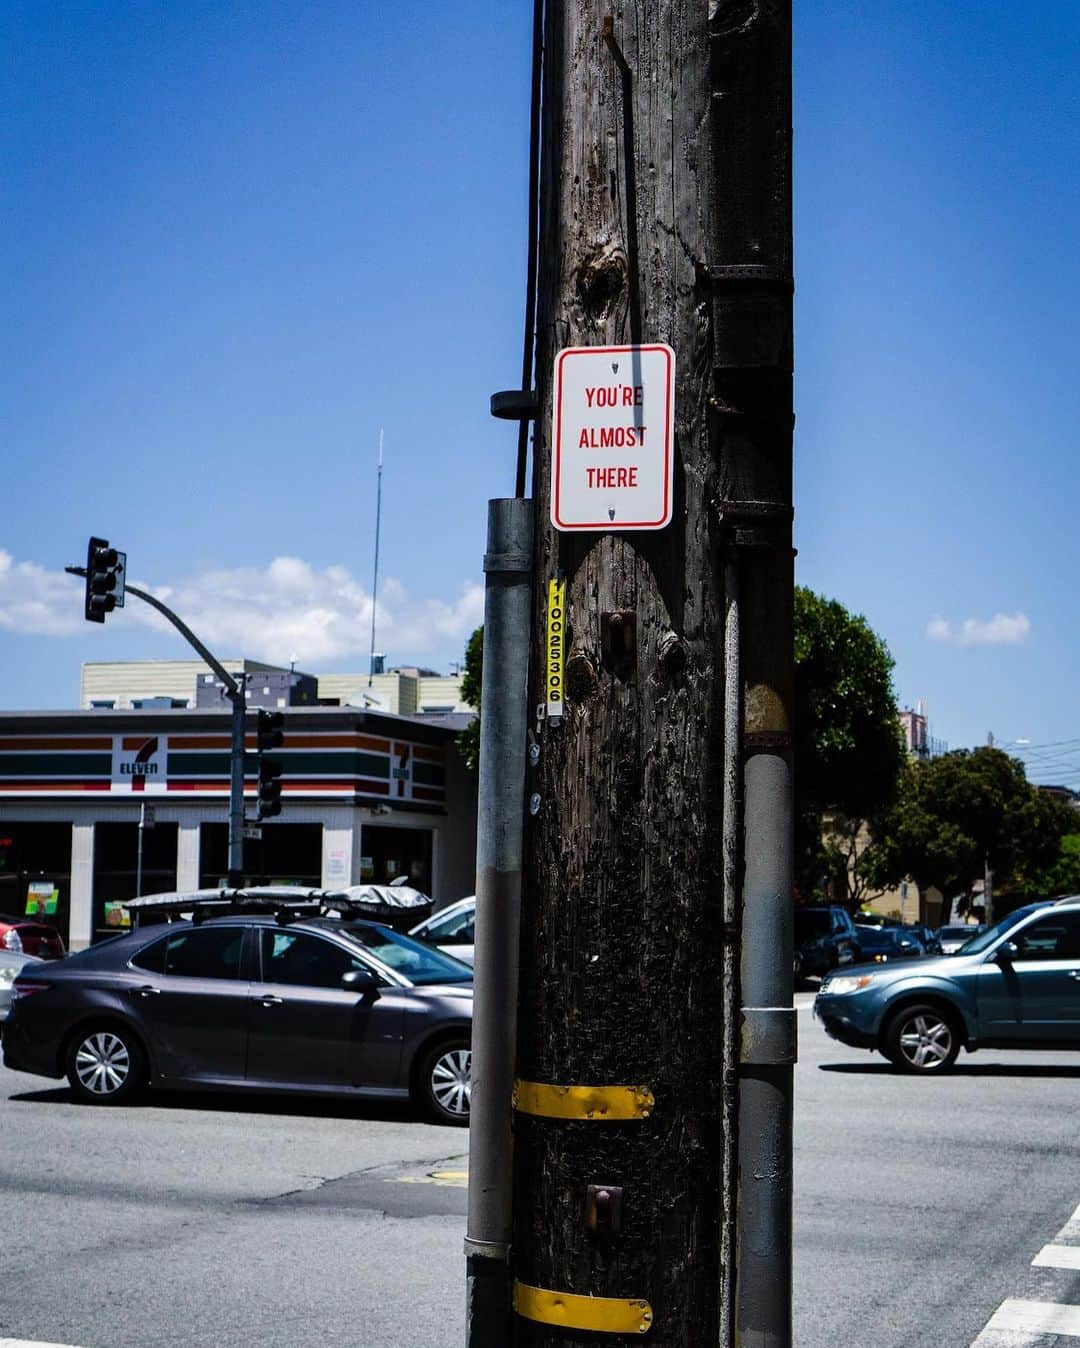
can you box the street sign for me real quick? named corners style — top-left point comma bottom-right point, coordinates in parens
top-left (550, 343), bottom-right (675, 531)
top-left (243, 825), bottom-right (263, 841)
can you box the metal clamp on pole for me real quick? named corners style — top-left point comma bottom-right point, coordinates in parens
top-left (739, 1006), bottom-right (797, 1067)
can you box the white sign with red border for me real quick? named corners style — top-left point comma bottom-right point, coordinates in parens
top-left (550, 343), bottom-right (675, 531)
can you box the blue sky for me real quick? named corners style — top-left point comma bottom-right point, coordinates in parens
top-left (2, 2), bottom-right (1077, 787)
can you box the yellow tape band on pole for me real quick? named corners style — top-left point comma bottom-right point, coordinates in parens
top-left (512, 1080), bottom-right (654, 1120)
top-left (514, 1282), bottom-right (654, 1334)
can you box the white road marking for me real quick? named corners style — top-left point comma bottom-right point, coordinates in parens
top-left (0, 1339), bottom-right (88, 1347)
top-left (1034, 1244), bottom-right (1080, 1270)
top-left (973, 1299), bottom-right (1080, 1340)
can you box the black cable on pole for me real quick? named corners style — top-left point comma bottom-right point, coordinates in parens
top-left (515, 0), bottom-right (544, 499)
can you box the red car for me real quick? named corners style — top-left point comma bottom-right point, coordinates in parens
top-left (0, 915), bottom-right (65, 960)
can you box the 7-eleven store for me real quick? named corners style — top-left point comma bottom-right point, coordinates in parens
top-left (0, 707), bottom-right (476, 950)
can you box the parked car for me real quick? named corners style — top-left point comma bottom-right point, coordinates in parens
top-left (4, 892), bottom-right (474, 1124)
top-left (849, 925), bottom-right (924, 963)
top-left (0, 914), bottom-right (65, 960)
top-left (906, 924), bottom-right (942, 956)
top-left (814, 897), bottom-right (1080, 1074)
top-left (410, 895), bottom-right (476, 966)
top-left (794, 905), bottom-right (862, 982)
top-left (937, 923), bottom-right (986, 955)
top-left (0, 951), bottom-right (42, 1028)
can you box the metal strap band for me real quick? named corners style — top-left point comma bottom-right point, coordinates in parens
top-left (512, 1080), bottom-right (654, 1120)
top-left (483, 549), bottom-right (532, 574)
top-left (739, 1006), bottom-right (797, 1066)
top-left (514, 1282), bottom-right (653, 1334)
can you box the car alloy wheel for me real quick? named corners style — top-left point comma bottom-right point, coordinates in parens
top-left (886, 1004), bottom-right (960, 1073)
top-left (417, 1038), bottom-right (471, 1125)
top-left (431, 1047), bottom-right (471, 1117)
top-left (67, 1025), bottom-right (145, 1105)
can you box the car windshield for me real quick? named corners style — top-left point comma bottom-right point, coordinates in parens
top-left (794, 910), bottom-right (832, 939)
top-left (955, 907), bottom-right (1044, 956)
top-left (939, 926), bottom-right (977, 940)
top-left (343, 923), bottom-right (473, 985)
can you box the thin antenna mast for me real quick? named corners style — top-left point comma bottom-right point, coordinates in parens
top-left (368, 428), bottom-right (384, 686)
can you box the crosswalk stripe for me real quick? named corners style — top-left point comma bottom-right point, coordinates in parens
top-left (978, 1299), bottom-right (1080, 1338)
top-left (1033, 1244), bottom-right (1080, 1270)
top-left (0, 1339), bottom-right (87, 1347)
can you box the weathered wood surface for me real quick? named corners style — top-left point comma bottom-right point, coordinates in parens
top-left (514, 3), bottom-right (729, 1343)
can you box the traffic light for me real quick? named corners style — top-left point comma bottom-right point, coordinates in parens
top-left (257, 758), bottom-right (283, 820)
top-left (256, 710), bottom-right (285, 753)
top-left (84, 536), bottom-right (126, 623)
top-left (255, 710), bottom-right (285, 819)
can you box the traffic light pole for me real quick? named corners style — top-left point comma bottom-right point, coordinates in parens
top-left (64, 567), bottom-right (249, 886)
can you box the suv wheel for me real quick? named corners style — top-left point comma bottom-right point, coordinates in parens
top-left (66, 1023), bottom-right (146, 1105)
top-left (415, 1037), bottom-right (471, 1126)
top-left (884, 1004), bottom-right (960, 1074)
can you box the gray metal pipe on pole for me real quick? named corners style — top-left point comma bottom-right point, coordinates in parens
top-left (736, 594), bottom-right (795, 1348)
top-left (465, 496), bottom-right (533, 1348)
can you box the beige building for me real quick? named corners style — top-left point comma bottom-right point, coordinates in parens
top-left (80, 661), bottom-right (473, 717)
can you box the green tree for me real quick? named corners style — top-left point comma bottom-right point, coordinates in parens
top-left (1015, 831), bottom-right (1080, 899)
top-left (457, 626), bottom-right (483, 772)
top-left (793, 588), bottom-right (906, 903)
top-left (863, 748), bottom-right (1074, 903)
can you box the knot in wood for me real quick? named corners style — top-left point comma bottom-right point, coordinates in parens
top-left (657, 630), bottom-right (689, 680)
top-left (576, 248), bottom-right (627, 323)
top-left (565, 652), bottom-right (598, 703)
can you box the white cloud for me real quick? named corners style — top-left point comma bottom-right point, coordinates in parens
top-left (0, 549), bottom-right (484, 666)
top-left (926, 612), bottom-right (1031, 647)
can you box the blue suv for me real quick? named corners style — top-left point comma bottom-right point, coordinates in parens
top-left (814, 897), bottom-right (1080, 1073)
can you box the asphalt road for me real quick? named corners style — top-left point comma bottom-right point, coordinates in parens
top-left (2, 995), bottom-right (1079, 1347)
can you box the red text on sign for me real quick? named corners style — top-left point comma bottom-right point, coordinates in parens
top-left (578, 425), bottom-right (647, 449)
top-left (584, 385), bottom-right (644, 408)
top-left (586, 466), bottom-right (639, 489)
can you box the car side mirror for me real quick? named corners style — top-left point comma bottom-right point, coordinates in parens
top-left (994, 941), bottom-right (1019, 965)
top-left (341, 968), bottom-right (381, 1001)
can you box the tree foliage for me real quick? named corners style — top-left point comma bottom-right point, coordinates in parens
top-left (457, 626), bottom-right (484, 772)
top-left (793, 588), bottom-right (906, 901)
top-left (1016, 832), bottom-right (1080, 899)
top-left (862, 748), bottom-right (1075, 901)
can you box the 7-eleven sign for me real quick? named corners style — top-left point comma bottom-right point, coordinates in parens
top-left (112, 736), bottom-right (167, 793)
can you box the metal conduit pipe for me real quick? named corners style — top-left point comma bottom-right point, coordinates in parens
top-left (735, 550), bottom-right (795, 1348)
top-left (465, 497), bottom-right (534, 1348)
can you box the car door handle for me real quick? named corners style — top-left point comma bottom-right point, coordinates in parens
top-left (133, 985), bottom-right (160, 997)
top-left (254, 994), bottom-right (284, 1006)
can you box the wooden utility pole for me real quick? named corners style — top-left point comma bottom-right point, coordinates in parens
top-left (511, 2), bottom-right (793, 1345)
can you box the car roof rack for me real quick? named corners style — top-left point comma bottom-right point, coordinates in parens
top-left (125, 884), bottom-right (434, 930)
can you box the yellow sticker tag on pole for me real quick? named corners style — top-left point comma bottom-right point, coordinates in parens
top-left (546, 579), bottom-right (566, 720)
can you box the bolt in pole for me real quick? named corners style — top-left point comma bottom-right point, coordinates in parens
top-left (466, 497), bottom-right (534, 1348)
